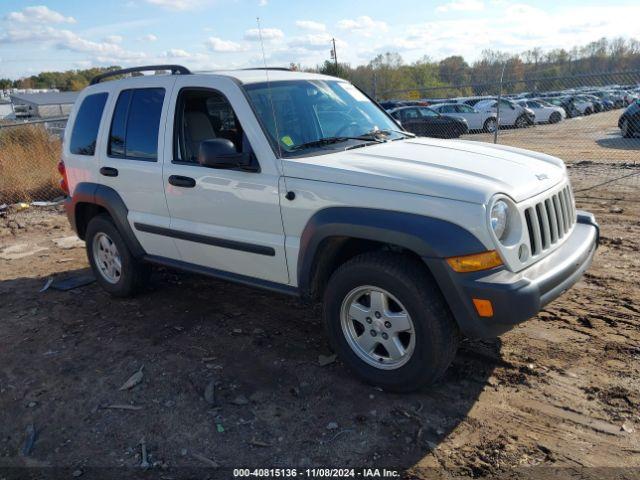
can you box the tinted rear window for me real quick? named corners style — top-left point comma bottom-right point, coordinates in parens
top-left (108, 88), bottom-right (165, 161)
top-left (69, 93), bottom-right (108, 155)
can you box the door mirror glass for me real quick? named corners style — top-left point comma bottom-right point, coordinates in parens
top-left (198, 138), bottom-right (242, 169)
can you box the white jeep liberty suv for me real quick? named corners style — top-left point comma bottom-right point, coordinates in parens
top-left (60, 65), bottom-right (599, 391)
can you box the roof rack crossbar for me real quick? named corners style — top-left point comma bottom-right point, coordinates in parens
top-left (90, 65), bottom-right (191, 85)
top-left (241, 67), bottom-right (292, 72)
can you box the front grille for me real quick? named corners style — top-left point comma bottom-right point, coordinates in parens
top-left (523, 185), bottom-right (576, 256)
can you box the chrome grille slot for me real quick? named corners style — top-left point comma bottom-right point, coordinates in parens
top-left (523, 184), bottom-right (576, 259)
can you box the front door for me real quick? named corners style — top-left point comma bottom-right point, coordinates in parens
top-left (161, 76), bottom-right (289, 285)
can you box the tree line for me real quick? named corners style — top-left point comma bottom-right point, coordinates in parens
top-left (2, 37), bottom-right (639, 100)
top-left (313, 37), bottom-right (640, 99)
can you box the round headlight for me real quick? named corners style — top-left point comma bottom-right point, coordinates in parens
top-left (491, 200), bottom-right (509, 240)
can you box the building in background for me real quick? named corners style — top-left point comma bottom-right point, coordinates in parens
top-left (9, 91), bottom-right (78, 119)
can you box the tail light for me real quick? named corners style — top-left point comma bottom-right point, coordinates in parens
top-left (57, 160), bottom-right (69, 195)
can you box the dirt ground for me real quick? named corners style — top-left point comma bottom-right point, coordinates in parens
top-left (1, 114), bottom-right (639, 478)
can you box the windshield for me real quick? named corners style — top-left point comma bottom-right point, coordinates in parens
top-left (243, 80), bottom-right (405, 156)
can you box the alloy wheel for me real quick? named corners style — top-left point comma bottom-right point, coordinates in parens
top-left (92, 232), bottom-right (122, 284)
top-left (340, 286), bottom-right (416, 370)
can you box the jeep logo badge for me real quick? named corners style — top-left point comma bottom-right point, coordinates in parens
top-left (536, 173), bottom-right (549, 180)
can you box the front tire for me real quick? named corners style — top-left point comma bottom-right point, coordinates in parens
top-left (323, 252), bottom-right (459, 392)
top-left (621, 118), bottom-right (633, 138)
top-left (549, 111), bottom-right (562, 124)
top-left (86, 214), bottom-right (151, 297)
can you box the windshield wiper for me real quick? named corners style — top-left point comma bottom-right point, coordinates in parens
top-left (289, 135), bottom-right (384, 151)
top-left (374, 128), bottom-right (416, 139)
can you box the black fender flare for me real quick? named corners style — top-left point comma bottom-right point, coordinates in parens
top-left (296, 207), bottom-right (487, 294)
top-left (65, 182), bottom-right (146, 258)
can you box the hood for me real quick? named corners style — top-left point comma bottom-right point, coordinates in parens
top-left (282, 137), bottom-right (566, 204)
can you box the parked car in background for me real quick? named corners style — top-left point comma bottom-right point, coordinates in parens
top-left (517, 99), bottom-right (565, 124)
top-left (581, 95), bottom-right (604, 113)
top-left (566, 95), bottom-right (595, 115)
top-left (389, 106), bottom-right (468, 138)
top-left (619, 99), bottom-right (640, 138)
top-left (474, 98), bottom-right (535, 128)
top-left (542, 96), bottom-right (581, 118)
top-left (429, 103), bottom-right (498, 132)
top-left (590, 91), bottom-right (616, 110)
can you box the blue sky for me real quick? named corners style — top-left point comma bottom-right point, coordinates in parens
top-left (1, 0), bottom-right (639, 79)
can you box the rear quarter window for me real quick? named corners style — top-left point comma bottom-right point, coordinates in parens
top-left (69, 92), bottom-right (108, 156)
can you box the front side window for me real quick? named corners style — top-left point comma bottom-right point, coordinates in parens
top-left (174, 89), bottom-right (245, 163)
top-left (69, 92), bottom-right (108, 156)
top-left (419, 107), bottom-right (438, 117)
top-left (244, 80), bottom-right (404, 157)
top-left (402, 108), bottom-right (421, 120)
top-left (456, 105), bottom-right (475, 113)
top-left (108, 88), bottom-right (165, 161)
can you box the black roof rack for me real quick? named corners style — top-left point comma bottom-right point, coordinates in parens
top-left (241, 67), bottom-right (292, 72)
top-left (90, 65), bottom-right (191, 85)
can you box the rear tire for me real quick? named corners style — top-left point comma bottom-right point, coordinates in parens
top-left (483, 118), bottom-right (497, 133)
top-left (549, 112), bottom-right (561, 124)
top-left (322, 252), bottom-right (459, 392)
top-left (86, 214), bottom-right (151, 297)
top-left (515, 115), bottom-right (528, 128)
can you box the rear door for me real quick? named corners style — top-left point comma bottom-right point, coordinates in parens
top-left (96, 77), bottom-right (180, 259)
top-left (455, 104), bottom-right (482, 129)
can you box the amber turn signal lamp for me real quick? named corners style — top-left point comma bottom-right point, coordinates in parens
top-left (472, 299), bottom-right (494, 318)
top-left (446, 250), bottom-right (503, 273)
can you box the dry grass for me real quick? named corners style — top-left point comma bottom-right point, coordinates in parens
top-left (0, 125), bottom-right (62, 204)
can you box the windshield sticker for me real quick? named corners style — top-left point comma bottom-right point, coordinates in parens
top-left (281, 135), bottom-right (294, 147)
top-left (340, 83), bottom-right (369, 102)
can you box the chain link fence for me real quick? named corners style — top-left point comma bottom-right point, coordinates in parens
top-left (377, 70), bottom-right (640, 203)
top-left (0, 118), bottom-right (67, 226)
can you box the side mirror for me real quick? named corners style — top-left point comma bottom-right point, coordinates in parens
top-left (198, 138), bottom-right (244, 169)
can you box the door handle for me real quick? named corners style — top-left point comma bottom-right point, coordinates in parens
top-left (168, 175), bottom-right (196, 188)
top-left (100, 167), bottom-right (118, 177)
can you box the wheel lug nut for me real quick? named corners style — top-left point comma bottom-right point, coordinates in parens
top-left (370, 330), bottom-right (377, 337)
top-left (375, 311), bottom-right (381, 319)
top-left (381, 333), bottom-right (388, 340)
top-left (384, 321), bottom-right (391, 328)
top-left (366, 317), bottom-right (372, 324)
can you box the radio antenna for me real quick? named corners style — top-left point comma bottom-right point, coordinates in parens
top-left (256, 17), bottom-right (283, 162)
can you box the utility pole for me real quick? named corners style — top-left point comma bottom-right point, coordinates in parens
top-left (331, 38), bottom-right (338, 76)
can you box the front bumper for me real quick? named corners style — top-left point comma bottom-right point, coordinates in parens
top-left (425, 211), bottom-right (598, 338)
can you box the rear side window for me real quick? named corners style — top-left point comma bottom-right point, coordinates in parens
top-left (108, 88), bottom-right (165, 161)
top-left (69, 93), bottom-right (108, 155)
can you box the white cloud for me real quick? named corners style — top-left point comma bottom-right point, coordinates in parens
top-left (145, 0), bottom-right (204, 10)
top-left (6, 5), bottom-right (76, 24)
top-left (258, 0), bottom-right (268, 5)
top-left (337, 16), bottom-right (387, 36)
top-left (140, 33), bottom-right (158, 42)
top-left (289, 34), bottom-right (345, 51)
top-left (295, 20), bottom-right (326, 32)
top-left (0, 26), bottom-right (146, 62)
top-left (103, 35), bottom-right (123, 44)
top-left (436, 0), bottom-right (484, 12)
top-left (163, 48), bottom-right (191, 58)
top-left (244, 28), bottom-right (284, 41)
top-left (206, 37), bottom-right (245, 52)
